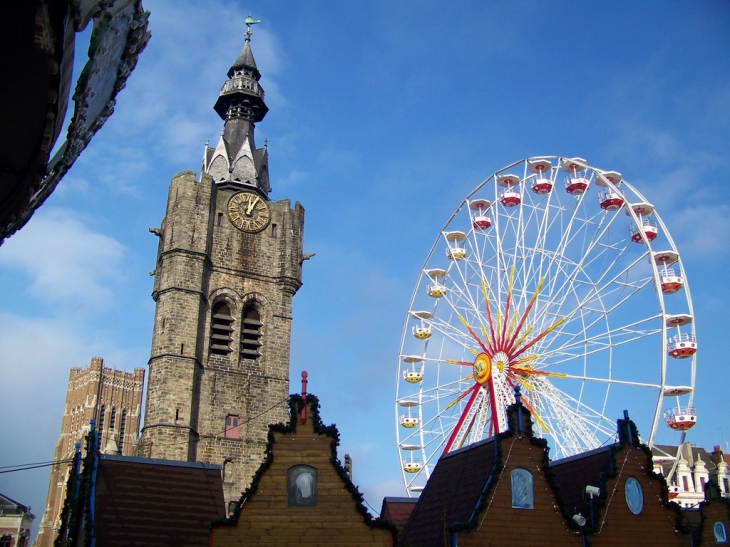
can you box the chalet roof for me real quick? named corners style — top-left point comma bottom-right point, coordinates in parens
top-left (380, 497), bottom-right (417, 536)
top-left (400, 437), bottom-right (499, 546)
top-left (95, 455), bottom-right (226, 547)
top-left (550, 445), bottom-right (614, 518)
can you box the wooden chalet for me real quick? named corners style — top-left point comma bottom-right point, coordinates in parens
top-left (399, 392), bottom-right (582, 547)
top-left (210, 394), bottom-right (396, 547)
top-left (551, 412), bottom-right (690, 547)
top-left (696, 482), bottom-right (730, 546)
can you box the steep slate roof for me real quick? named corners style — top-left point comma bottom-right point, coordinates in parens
top-left (550, 445), bottom-right (614, 520)
top-left (94, 455), bottom-right (226, 547)
top-left (400, 437), bottom-right (498, 546)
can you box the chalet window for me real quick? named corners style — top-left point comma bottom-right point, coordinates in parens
top-left (210, 302), bottom-right (234, 355)
top-left (288, 465), bottom-right (317, 507)
top-left (510, 468), bottom-right (534, 509)
top-left (241, 304), bottom-right (263, 359)
top-left (714, 521), bottom-right (728, 544)
top-left (225, 415), bottom-right (240, 439)
top-left (625, 476), bottom-right (644, 515)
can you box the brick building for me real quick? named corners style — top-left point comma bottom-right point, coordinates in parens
top-left (135, 19), bottom-right (306, 510)
top-left (35, 357), bottom-right (144, 547)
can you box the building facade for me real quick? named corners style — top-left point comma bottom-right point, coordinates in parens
top-left (135, 22), bottom-right (305, 509)
top-left (0, 493), bottom-right (33, 547)
top-left (653, 443), bottom-right (730, 509)
top-left (35, 358), bottom-right (144, 547)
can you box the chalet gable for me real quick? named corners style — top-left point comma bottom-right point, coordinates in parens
top-left (211, 394), bottom-right (395, 546)
top-left (400, 396), bottom-right (581, 547)
top-left (550, 412), bottom-right (690, 547)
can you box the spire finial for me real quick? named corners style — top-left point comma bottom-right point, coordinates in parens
top-left (244, 14), bottom-right (261, 42)
top-left (300, 371), bottom-right (309, 425)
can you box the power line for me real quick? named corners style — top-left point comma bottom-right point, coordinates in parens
top-left (0, 459), bottom-right (74, 474)
top-left (1, 396), bottom-right (290, 473)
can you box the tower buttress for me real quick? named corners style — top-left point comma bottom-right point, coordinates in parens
top-left (137, 18), bottom-right (305, 509)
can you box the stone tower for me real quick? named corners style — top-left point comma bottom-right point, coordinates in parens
top-left (136, 20), bottom-right (305, 508)
top-left (36, 357), bottom-right (145, 547)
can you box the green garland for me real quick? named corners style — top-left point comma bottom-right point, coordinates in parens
top-left (216, 394), bottom-right (397, 539)
top-left (54, 431), bottom-right (96, 547)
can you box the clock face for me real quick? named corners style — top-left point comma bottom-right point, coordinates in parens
top-left (227, 191), bottom-right (271, 233)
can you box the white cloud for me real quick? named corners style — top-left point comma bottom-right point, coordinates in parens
top-left (0, 208), bottom-right (127, 308)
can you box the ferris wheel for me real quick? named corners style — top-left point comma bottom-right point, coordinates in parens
top-left (395, 156), bottom-right (697, 496)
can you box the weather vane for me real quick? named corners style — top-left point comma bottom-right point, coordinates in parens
top-left (244, 14), bottom-right (261, 41)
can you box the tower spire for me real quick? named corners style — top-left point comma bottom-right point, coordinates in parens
top-left (204, 15), bottom-right (270, 195)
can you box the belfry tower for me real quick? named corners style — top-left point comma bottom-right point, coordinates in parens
top-left (136, 19), bottom-right (305, 506)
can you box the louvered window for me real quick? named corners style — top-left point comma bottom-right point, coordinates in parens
top-left (118, 410), bottom-right (127, 454)
top-left (210, 302), bottom-right (234, 355)
top-left (241, 305), bottom-right (263, 359)
top-left (97, 405), bottom-right (106, 449)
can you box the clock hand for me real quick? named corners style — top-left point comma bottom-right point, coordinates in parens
top-left (245, 196), bottom-right (259, 216)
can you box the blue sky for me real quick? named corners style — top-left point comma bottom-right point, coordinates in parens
top-left (1, 0), bottom-right (729, 531)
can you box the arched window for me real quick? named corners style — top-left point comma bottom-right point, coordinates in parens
top-left (715, 521), bottom-right (728, 544)
top-left (241, 304), bottom-right (263, 359)
top-left (210, 301), bottom-right (234, 355)
top-left (288, 465), bottom-right (317, 507)
top-left (511, 468), bottom-right (534, 509)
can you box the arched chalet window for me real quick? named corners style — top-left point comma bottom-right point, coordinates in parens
top-left (241, 304), bottom-right (263, 359)
top-left (511, 468), bottom-right (534, 509)
top-left (715, 521), bottom-right (728, 544)
top-left (288, 465), bottom-right (317, 507)
top-left (210, 301), bottom-right (234, 355)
